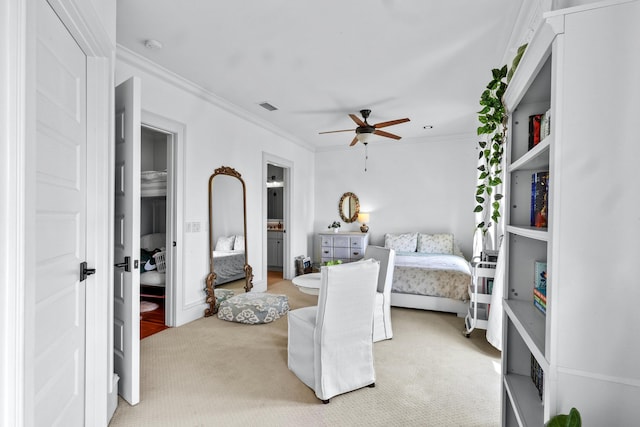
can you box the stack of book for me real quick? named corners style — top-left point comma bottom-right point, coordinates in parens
top-left (533, 261), bottom-right (547, 315)
top-left (528, 110), bottom-right (551, 150)
top-left (530, 354), bottom-right (544, 400)
top-left (531, 171), bottom-right (549, 228)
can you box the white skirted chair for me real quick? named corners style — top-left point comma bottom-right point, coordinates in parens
top-left (287, 259), bottom-right (380, 403)
top-left (364, 245), bottom-right (396, 342)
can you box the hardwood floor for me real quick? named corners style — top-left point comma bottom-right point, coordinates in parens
top-left (141, 299), bottom-right (168, 339)
top-left (267, 270), bottom-right (283, 286)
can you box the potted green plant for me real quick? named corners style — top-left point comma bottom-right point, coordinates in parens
top-left (328, 221), bottom-right (341, 233)
top-left (325, 259), bottom-right (342, 266)
top-left (546, 407), bottom-right (581, 427)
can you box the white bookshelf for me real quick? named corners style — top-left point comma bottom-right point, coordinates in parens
top-left (501, 1), bottom-right (640, 425)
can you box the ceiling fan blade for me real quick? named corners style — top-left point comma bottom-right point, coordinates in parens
top-left (374, 129), bottom-right (402, 140)
top-left (349, 136), bottom-right (359, 146)
top-left (349, 114), bottom-right (366, 127)
top-left (374, 118), bottom-right (410, 129)
top-left (319, 128), bottom-right (356, 134)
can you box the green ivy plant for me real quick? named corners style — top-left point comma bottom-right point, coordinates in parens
top-left (474, 65), bottom-right (508, 234)
top-left (475, 44), bottom-right (528, 235)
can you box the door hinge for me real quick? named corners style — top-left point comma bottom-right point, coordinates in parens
top-left (80, 261), bottom-right (96, 282)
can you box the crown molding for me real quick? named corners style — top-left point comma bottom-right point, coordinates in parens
top-left (116, 45), bottom-right (315, 153)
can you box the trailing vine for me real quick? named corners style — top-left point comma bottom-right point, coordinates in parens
top-left (475, 65), bottom-right (508, 234)
top-left (474, 44), bottom-right (527, 235)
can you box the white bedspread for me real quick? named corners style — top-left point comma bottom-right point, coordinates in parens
top-left (392, 253), bottom-right (471, 301)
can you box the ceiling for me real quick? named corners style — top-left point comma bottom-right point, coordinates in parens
top-left (116, 0), bottom-right (525, 151)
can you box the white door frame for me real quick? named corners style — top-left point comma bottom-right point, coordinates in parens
top-left (0, 0), bottom-right (114, 425)
top-left (140, 111), bottom-right (185, 327)
top-left (263, 153), bottom-right (293, 280)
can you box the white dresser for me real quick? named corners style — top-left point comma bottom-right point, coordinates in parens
top-left (318, 232), bottom-right (369, 264)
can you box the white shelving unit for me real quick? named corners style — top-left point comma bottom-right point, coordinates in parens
top-left (464, 257), bottom-right (496, 337)
top-left (501, 1), bottom-right (640, 425)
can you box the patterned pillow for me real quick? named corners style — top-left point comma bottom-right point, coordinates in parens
top-left (384, 233), bottom-right (418, 252)
top-left (218, 293), bottom-right (289, 324)
top-left (417, 233), bottom-right (454, 254)
top-left (233, 235), bottom-right (245, 251)
top-left (215, 235), bottom-right (235, 251)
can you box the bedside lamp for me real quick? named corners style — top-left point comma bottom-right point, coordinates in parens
top-left (357, 212), bottom-right (370, 233)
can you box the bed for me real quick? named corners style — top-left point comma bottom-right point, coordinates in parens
top-left (141, 170), bottom-right (167, 197)
top-left (213, 235), bottom-right (247, 285)
top-left (384, 232), bottom-right (472, 317)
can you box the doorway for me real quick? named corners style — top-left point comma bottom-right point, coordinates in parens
top-left (139, 125), bottom-right (173, 338)
top-left (264, 156), bottom-right (292, 285)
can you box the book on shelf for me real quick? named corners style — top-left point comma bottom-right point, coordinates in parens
top-left (533, 261), bottom-right (547, 315)
top-left (528, 113), bottom-right (543, 150)
top-left (530, 171), bottom-right (549, 228)
top-left (530, 354), bottom-right (544, 400)
top-left (540, 108), bottom-right (551, 140)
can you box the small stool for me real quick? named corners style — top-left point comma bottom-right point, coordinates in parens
top-left (214, 288), bottom-right (235, 311)
top-left (218, 292), bottom-right (289, 324)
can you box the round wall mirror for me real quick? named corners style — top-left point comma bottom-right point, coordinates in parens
top-left (338, 192), bottom-right (360, 223)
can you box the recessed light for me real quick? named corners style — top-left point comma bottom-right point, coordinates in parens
top-left (144, 39), bottom-right (163, 50)
top-left (423, 125), bottom-right (433, 129)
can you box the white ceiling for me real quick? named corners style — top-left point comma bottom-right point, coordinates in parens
top-left (116, 0), bottom-right (525, 150)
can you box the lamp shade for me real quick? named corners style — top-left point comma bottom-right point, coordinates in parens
top-left (357, 213), bottom-right (370, 224)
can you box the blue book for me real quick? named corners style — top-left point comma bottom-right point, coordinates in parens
top-left (533, 261), bottom-right (547, 314)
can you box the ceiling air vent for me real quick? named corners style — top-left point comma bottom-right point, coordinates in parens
top-left (259, 102), bottom-right (278, 111)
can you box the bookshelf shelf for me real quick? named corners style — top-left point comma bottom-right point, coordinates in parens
top-left (501, 2), bottom-right (640, 424)
top-left (508, 136), bottom-right (550, 173)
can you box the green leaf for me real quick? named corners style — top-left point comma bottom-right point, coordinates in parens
top-left (476, 196), bottom-right (485, 203)
top-left (492, 201), bottom-right (500, 210)
top-left (476, 221), bottom-right (485, 229)
top-left (478, 172), bottom-right (488, 180)
top-left (495, 194), bottom-right (503, 201)
top-left (477, 165), bottom-right (486, 171)
top-left (478, 106), bottom-right (490, 114)
top-left (487, 187), bottom-right (493, 196)
top-left (478, 140), bottom-right (487, 148)
top-left (474, 205), bottom-right (484, 213)
top-left (478, 115), bottom-right (488, 124)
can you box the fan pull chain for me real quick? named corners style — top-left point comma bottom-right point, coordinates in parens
top-left (364, 142), bottom-right (368, 172)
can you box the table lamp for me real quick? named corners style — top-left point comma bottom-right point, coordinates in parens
top-left (357, 212), bottom-right (370, 233)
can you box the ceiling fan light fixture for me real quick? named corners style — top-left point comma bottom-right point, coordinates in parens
top-left (356, 132), bottom-right (373, 143)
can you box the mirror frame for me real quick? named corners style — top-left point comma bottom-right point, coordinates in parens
top-left (204, 166), bottom-right (253, 317)
top-left (338, 192), bottom-right (360, 223)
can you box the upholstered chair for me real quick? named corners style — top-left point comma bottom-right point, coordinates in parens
top-left (287, 259), bottom-right (380, 403)
top-left (365, 245), bottom-right (396, 342)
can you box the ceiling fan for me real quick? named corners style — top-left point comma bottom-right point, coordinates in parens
top-left (319, 109), bottom-right (410, 146)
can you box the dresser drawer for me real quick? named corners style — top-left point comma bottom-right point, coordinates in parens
top-left (332, 236), bottom-right (350, 248)
top-left (321, 235), bottom-right (333, 247)
top-left (333, 247), bottom-right (351, 259)
top-left (349, 238), bottom-right (364, 250)
top-left (350, 248), bottom-right (364, 260)
top-left (320, 247), bottom-right (333, 258)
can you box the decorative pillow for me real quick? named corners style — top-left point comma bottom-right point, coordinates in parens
top-left (215, 235), bottom-right (235, 251)
top-left (233, 235), bottom-right (245, 251)
top-left (417, 233), bottom-right (454, 254)
top-left (384, 233), bottom-right (418, 252)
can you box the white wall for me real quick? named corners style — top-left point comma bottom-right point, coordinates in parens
top-left (314, 136), bottom-right (478, 260)
top-left (116, 52), bottom-right (315, 326)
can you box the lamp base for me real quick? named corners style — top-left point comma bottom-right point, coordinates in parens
top-left (360, 224), bottom-right (369, 233)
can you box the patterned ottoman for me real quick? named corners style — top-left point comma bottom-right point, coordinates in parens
top-left (217, 292), bottom-right (289, 324)
top-left (214, 288), bottom-right (235, 311)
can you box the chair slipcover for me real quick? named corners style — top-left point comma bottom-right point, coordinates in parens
top-left (287, 259), bottom-right (380, 402)
top-left (365, 245), bottom-right (396, 342)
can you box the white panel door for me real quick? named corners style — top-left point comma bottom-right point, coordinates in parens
top-left (31, 0), bottom-right (87, 424)
top-left (114, 77), bottom-right (141, 405)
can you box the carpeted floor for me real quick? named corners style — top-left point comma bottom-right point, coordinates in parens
top-left (109, 280), bottom-right (501, 427)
